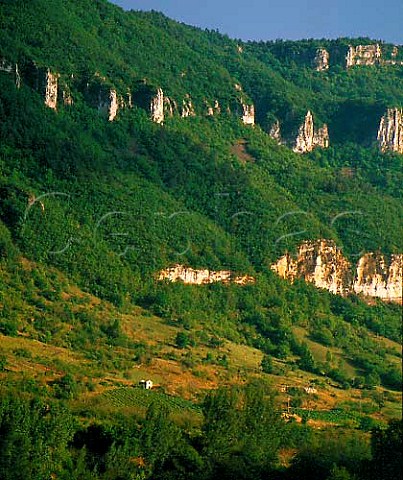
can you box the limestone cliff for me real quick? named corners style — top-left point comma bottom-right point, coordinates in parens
top-left (269, 120), bottom-right (282, 143)
top-left (346, 44), bottom-right (382, 68)
top-left (314, 124), bottom-right (329, 149)
top-left (107, 89), bottom-right (118, 121)
top-left (96, 87), bottom-right (122, 121)
top-left (150, 88), bottom-right (164, 123)
top-left (242, 103), bottom-right (255, 125)
top-left (271, 240), bottom-right (402, 303)
top-left (314, 48), bottom-right (329, 71)
top-left (377, 108), bottom-right (403, 154)
top-left (293, 111), bottom-right (329, 153)
top-left (346, 44), bottom-right (403, 68)
top-left (206, 100), bottom-right (221, 116)
top-left (159, 265), bottom-right (254, 285)
top-left (44, 70), bottom-right (59, 110)
top-left (164, 97), bottom-right (177, 117)
top-left (61, 77), bottom-right (74, 106)
top-left (353, 254), bottom-right (403, 302)
top-left (271, 240), bottom-right (351, 295)
top-left (181, 95), bottom-right (196, 118)
top-left (15, 62), bottom-right (59, 107)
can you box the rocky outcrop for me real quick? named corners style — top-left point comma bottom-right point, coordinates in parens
top-left (133, 82), bottom-right (165, 123)
top-left (44, 70), bottom-right (59, 110)
top-left (346, 44), bottom-right (382, 68)
top-left (150, 88), bottom-right (164, 123)
top-left (314, 124), bottom-right (329, 148)
top-left (164, 97), bottom-right (177, 117)
top-left (0, 58), bottom-right (14, 74)
top-left (62, 80), bottom-right (74, 106)
top-left (96, 88), bottom-right (121, 121)
top-left (0, 59), bottom-right (20, 88)
top-left (271, 240), bottom-right (351, 295)
top-left (107, 89), bottom-right (118, 121)
top-left (271, 240), bottom-right (402, 303)
top-left (206, 100), bottom-right (221, 116)
top-left (62, 90), bottom-right (73, 106)
top-left (353, 253), bottom-right (403, 302)
top-left (269, 120), bottom-right (282, 143)
top-left (242, 103), bottom-right (255, 125)
top-left (159, 265), bottom-right (254, 285)
top-left (126, 89), bottom-right (133, 108)
top-left (383, 46), bottom-right (403, 65)
top-left (314, 48), bottom-right (329, 71)
top-left (181, 95), bottom-right (196, 118)
top-left (293, 111), bottom-right (329, 153)
top-left (377, 108), bottom-right (403, 154)
top-left (24, 64), bottom-right (60, 110)
top-left (346, 44), bottom-right (403, 68)
top-left (391, 46), bottom-right (398, 59)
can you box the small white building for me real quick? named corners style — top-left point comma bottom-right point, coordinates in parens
top-left (139, 379), bottom-right (153, 390)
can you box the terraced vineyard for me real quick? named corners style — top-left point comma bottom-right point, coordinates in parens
top-left (96, 387), bottom-right (202, 415)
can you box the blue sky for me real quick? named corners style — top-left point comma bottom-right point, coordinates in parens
top-left (109, 0), bottom-right (403, 44)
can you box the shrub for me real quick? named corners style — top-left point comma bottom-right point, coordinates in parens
top-left (175, 331), bottom-right (191, 349)
top-left (261, 354), bottom-right (274, 374)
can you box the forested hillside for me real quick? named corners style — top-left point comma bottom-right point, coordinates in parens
top-left (0, 0), bottom-right (402, 479)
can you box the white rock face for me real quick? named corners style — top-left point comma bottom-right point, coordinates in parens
top-left (97, 88), bottom-right (120, 121)
top-left (164, 97), bottom-right (177, 117)
top-left (353, 254), bottom-right (403, 302)
top-left (269, 120), bottom-right (282, 143)
top-left (314, 124), bottom-right (329, 148)
top-left (150, 88), bottom-right (164, 124)
top-left (181, 95), bottom-right (196, 118)
top-left (44, 70), bottom-right (60, 110)
top-left (293, 111), bottom-right (329, 153)
top-left (271, 240), bottom-right (351, 295)
top-left (159, 265), bottom-right (254, 285)
top-left (108, 89), bottom-right (119, 121)
top-left (314, 48), bottom-right (329, 71)
top-left (377, 108), bottom-right (403, 154)
top-left (242, 103), bottom-right (255, 125)
top-left (346, 44), bottom-right (382, 68)
top-left (271, 240), bottom-right (402, 303)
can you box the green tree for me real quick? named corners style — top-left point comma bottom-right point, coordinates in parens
top-left (369, 419), bottom-right (402, 480)
top-left (202, 381), bottom-right (284, 479)
top-left (327, 464), bottom-right (353, 480)
top-left (175, 331), bottom-right (191, 349)
top-left (260, 354), bottom-right (274, 374)
top-left (0, 396), bottom-right (75, 480)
